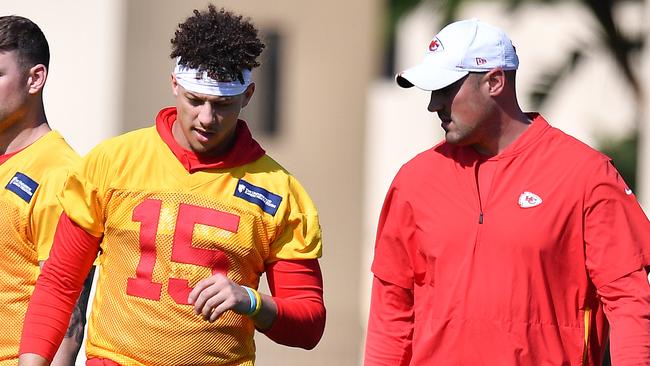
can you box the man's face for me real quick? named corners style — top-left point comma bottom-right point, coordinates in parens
top-left (0, 51), bottom-right (29, 130)
top-left (427, 73), bottom-right (496, 153)
top-left (171, 74), bottom-right (254, 156)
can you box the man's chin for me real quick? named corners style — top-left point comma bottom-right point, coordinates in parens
top-left (444, 135), bottom-right (472, 147)
top-left (444, 134), bottom-right (460, 145)
top-left (187, 143), bottom-right (207, 154)
top-left (192, 143), bottom-right (228, 157)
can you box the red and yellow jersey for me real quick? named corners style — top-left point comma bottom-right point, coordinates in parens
top-left (60, 108), bottom-right (322, 366)
top-left (0, 131), bottom-right (78, 364)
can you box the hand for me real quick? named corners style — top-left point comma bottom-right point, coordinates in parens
top-left (187, 273), bottom-right (251, 322)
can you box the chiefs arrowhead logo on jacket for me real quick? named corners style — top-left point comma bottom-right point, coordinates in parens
top-left (518, 191), bottom-right (542, 208)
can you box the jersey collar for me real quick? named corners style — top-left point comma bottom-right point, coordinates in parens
top-left (0, 131), bottom-right (61, 165)
top-left (0, 148), bottom-right (23, 165)
top-left (487, 113), bottom-right (549, 159)
top-left (155, 107), bottom-right (265, 173)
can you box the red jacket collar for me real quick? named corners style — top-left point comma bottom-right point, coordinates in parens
top-left (490, 112), bottom-right (549, 158)
top-left (155, 107), bottom-right (265, 173)
top-left (438, 113), bottom-right (550, 164)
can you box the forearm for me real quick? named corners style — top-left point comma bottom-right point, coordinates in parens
top-left (261, 259), bottom-right (326, 349)
top-left (50, 341), bottom-right (80, 366)
top-left (18, 353), bottom-right (50, 366)
top-left (599, 267), bottom-right (650, 365)
top-left (51, 266), bottom-right (96, 366)
top-left (187, 259), bottom-right (324, 349)
top-left (364, 276), bottom-right (414, 366)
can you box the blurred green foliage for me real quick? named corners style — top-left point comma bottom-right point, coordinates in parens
top-left (599, 132), bottom-right (638, 191)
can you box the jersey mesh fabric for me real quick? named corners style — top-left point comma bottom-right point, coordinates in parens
top-left (60, 125), bottom-right (321, 366)
top-left (0, 131), bottom-right (78, 364)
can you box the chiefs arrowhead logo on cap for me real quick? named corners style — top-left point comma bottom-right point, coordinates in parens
top-left (428, 37), bottom-right (443, 52)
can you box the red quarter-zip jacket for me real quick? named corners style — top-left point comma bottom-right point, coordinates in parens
top-left (366, 114), bottom-right (650, 365)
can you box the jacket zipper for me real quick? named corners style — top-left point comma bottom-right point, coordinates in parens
top-left (475, 161), bottom-right (484, 224)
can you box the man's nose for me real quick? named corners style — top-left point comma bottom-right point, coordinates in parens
top-left (428, 92), bottom-right (445, 113)
top-left (198, 103), bottom-right (216, 125)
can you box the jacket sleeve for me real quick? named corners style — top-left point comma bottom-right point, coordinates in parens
top-left (598, 267), bottom-right (650, 366)
top-left (583, 160), bottom-right (650, 288)
top-left (364, 276), bottom-right (414, 366)
top-left (365, 180), bottom-right (419, 365)
top-left (370, 184), bottom-right (418, 289)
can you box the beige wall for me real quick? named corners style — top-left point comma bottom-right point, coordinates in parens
top-left (1, 0), bottom-right (125, 154)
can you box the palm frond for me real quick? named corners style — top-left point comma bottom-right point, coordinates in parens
top-left (529, 49), bottom-right (584, 109)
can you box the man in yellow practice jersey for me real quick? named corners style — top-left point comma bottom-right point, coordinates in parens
top-left (0, 15), bottom-right (94, 366)
top-left (20, 6), bottom-right (325, 366)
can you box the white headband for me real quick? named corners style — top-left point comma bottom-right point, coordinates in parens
top-left (173, 58), bottom-right (252, 96)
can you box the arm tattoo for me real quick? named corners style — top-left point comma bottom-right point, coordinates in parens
top-left (65, 266), bottom-right (96, 342)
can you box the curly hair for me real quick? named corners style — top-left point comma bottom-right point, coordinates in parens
top-left (0, 15), bottom-right (49, 71)
top-left (170, 5), bottom-right (265, 83)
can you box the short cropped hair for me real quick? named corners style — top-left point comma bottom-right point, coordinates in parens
top-left (170, 5), bottom-right (265, 83)
top-left (0, 15), bottom-right (50, 70)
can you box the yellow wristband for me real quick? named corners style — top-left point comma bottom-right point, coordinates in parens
top-left (250, 287), bottom-right (263, 317)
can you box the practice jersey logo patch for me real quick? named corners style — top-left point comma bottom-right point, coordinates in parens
top-left (234, 179), bottom-right (282, 216)
top-left (5, 172), bottom-right (39, 203)
top-left (518, 191), bottom-right (542, 208)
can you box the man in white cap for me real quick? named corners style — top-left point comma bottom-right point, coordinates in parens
top-left (19, 5), bottom-right (325, 366)
top-left (365, 19), bottom-right (650, 365)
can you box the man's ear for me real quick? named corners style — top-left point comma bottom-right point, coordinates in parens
top-left (27, 64), bottom-right (47, 95)
top-left (241, 83), bottom-right (255, 108)
top-left (485, 68), bottom-right (506, 97)
top-left (171, 73), bottom-right (180, 97)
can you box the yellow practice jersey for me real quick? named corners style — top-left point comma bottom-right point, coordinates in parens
top-left (0, 131), bottom-right (79, 364)
top-left (60, 119), bottom-right (322, 366)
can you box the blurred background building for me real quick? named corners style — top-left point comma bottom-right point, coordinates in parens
top-left (3, 0), bottom-right (647, 365)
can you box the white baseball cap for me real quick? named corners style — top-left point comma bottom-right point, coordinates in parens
top-left (396, 18), bottom-right (519, 91)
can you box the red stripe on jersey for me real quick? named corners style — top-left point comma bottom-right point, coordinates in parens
top-left (86, 357), bottom-right (120, 366)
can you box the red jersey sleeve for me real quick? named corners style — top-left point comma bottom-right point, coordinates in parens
top-left (364, 276), bottom-right (414, 366)
top-left (20, 213), bottom-right (100, 361)
top-left (262, 259), bottom-right (325, 349)
top-left (598, 267), bottom-right (650, 366)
